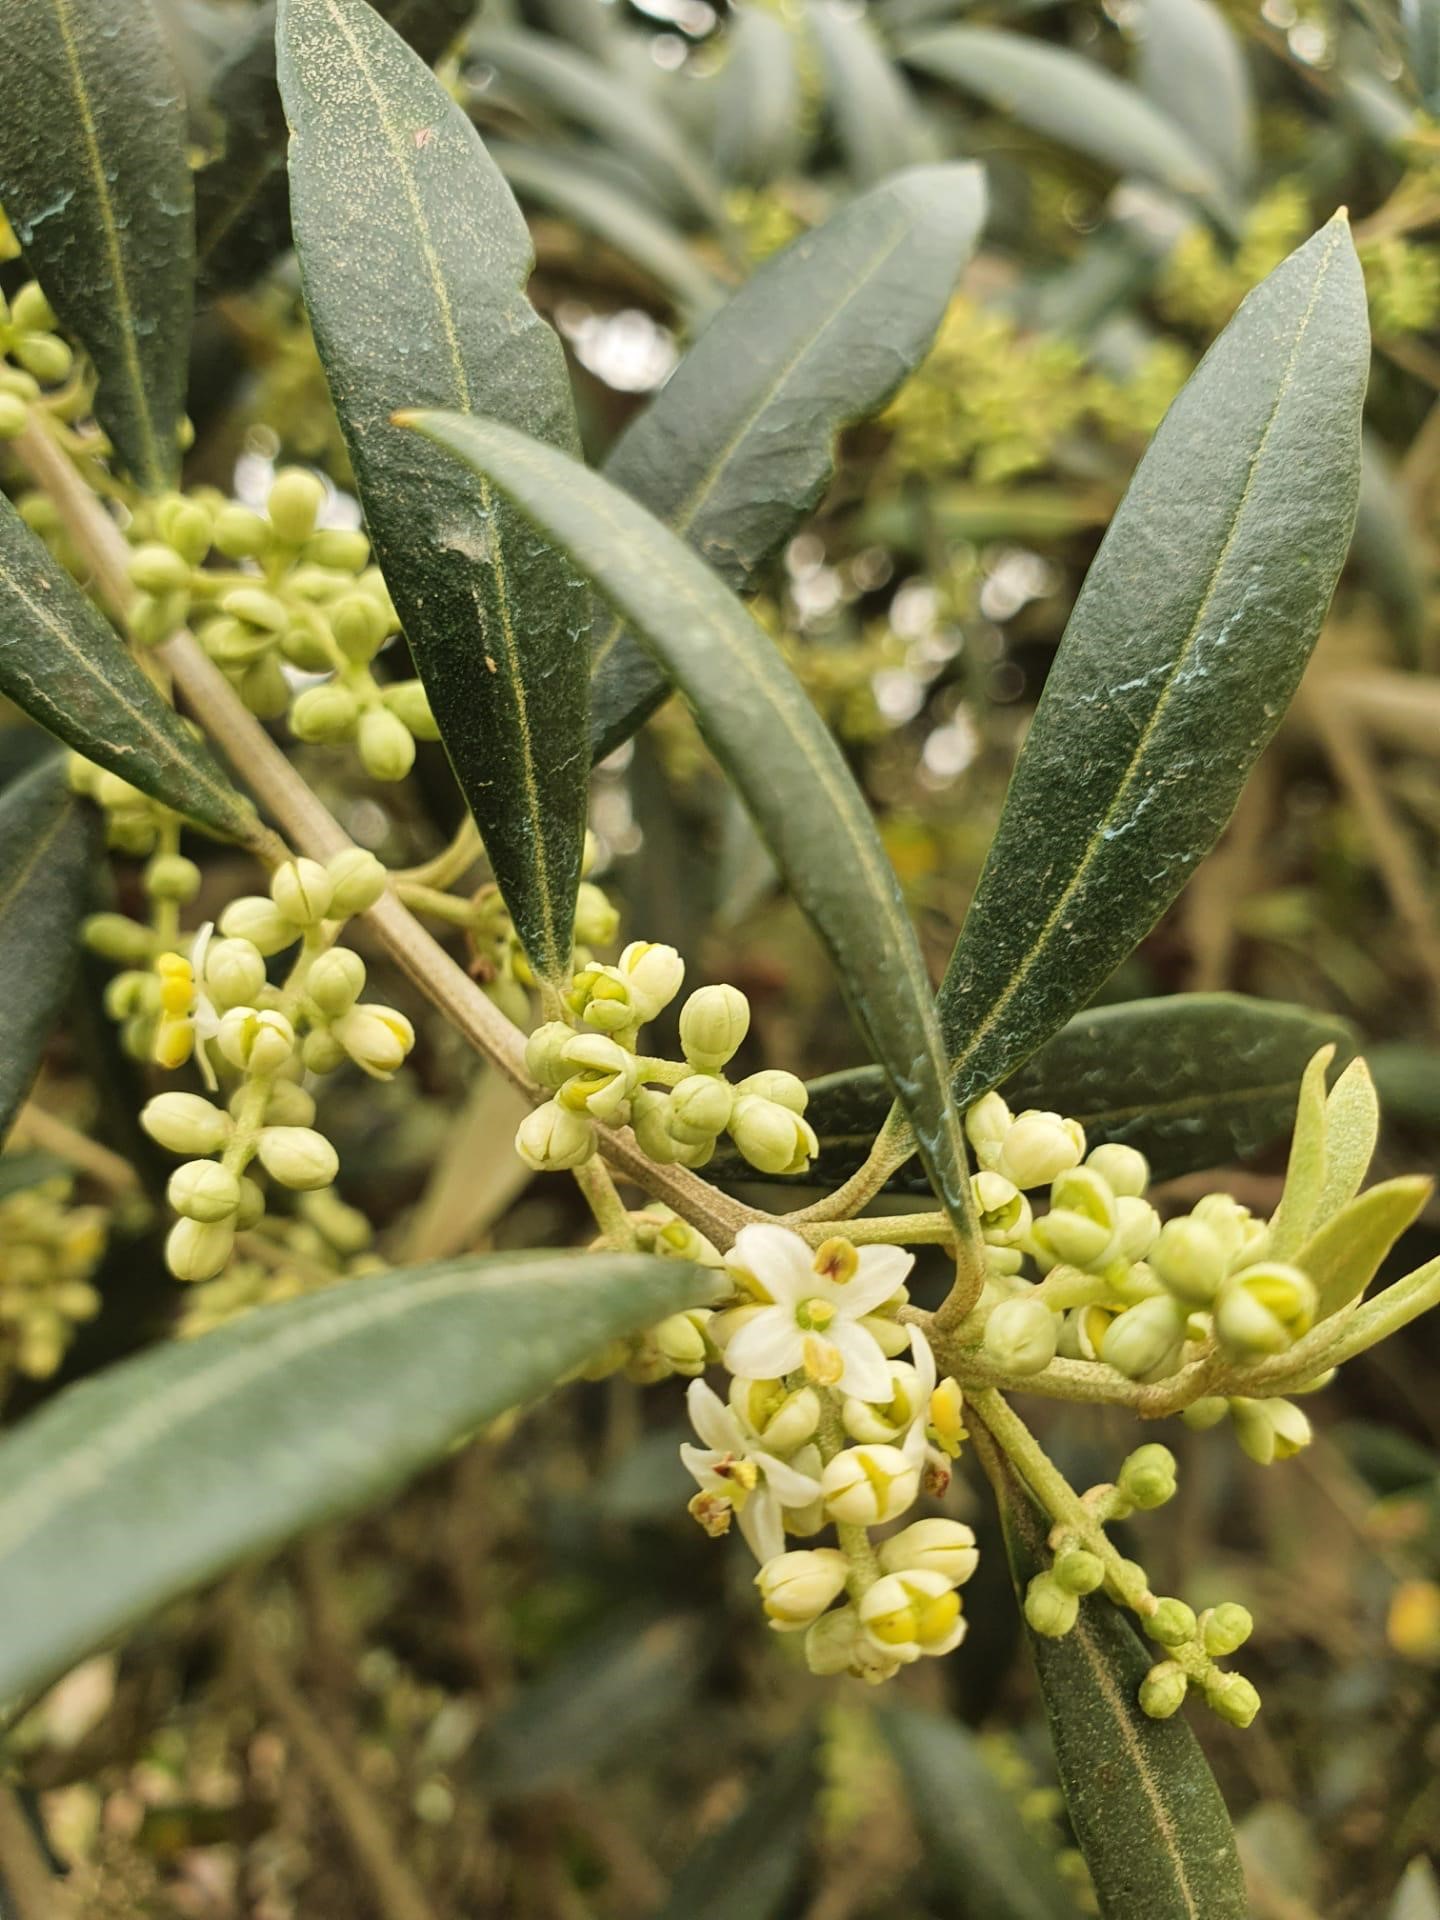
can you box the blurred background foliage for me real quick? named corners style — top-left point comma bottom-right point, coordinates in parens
top-left (5, 0), bottom-right (1440, 1913)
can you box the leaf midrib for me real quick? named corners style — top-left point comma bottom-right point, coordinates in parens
top-left (0, 783), bottom-right (71, 927)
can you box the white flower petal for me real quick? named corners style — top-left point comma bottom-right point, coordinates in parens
top-left (841, 1243), bottom-right (915, 1316)
top-left (723, 1306), bottom-right (806, 1381)
top-left (754, 1449), bottom-right (823, 1508)
top-left (727, 1223), bottom-right (816, 1306)
top-left (826, 1320), bottom-right (894, 1401)
top-left (737, 1486), bottom-right (785, 1564)
top-left (908, 1323), bottom-right (937, 1400)
top-left (686, 1376), bottom-right (744, 1455)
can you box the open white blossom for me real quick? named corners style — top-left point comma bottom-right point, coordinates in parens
top-left (720, 1224), bottom-right (912, 1401)
top-left (680, 1377), bottom-right (822, 1562)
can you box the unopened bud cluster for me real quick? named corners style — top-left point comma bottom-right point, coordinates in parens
top-left (0, 282), bottom-right (77, 440)
top-left (0, 1176), bottom-right (107, 1385)
top-left (177, 1188), bottom-right (382, 1339)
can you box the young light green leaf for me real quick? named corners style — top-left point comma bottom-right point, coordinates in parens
top-left (990, 1442), bottom-right (1247, 1920)
top-left (278, 0), bottom-right (590, 985)
top-left (1137, 0), bottom-right (1256, 195)
top-left (1296, 1175), bottom-right (1431, 1321)
top-left (714, 7), bottom-right (806, 186)
top-left (935, 218), bottom-right (1368, 1109)
top-left (654, 1725), bottom-right (821, 1920)
top-left (491, 139), bottom-right (726, 324)
top-left (0, 757), bottom-right (98, 1143)
top-left (0, 0), bottom-right (194, 489)
top-left (0, 1249), bottom-right (718, 1706)
top-left (900, 25), bottom-right (1238, 223)
top-left (740, 996), bottom-right (1356, 1195)
top-left (807, 0), bottom-right (935, 187)
top-left (1316, 1056), bottom-right (1381, 1226)
top-left (1268, 1044), bottom-right (1337, 1260)
top-left (1391, 1856), bottom-right (1440, 1920)
top-left (402, 411), bottom-right (980, 1245)
top-left (879, 1704), bottom-right (1082, 1919)
top-left (590, 164), bottom-right (987, 760)
top-left (0, 495), bottom-right (260, 844)
top-left (196, 0), bottom-right (476, 292)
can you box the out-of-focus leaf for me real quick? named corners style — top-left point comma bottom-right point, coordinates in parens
top-left (491, 139), bottom-right (726, 322)
top-left (1353, 437), bottom-right (1428, 665)
top-left (1137, 0), bottom-right (1256, 194)
top-left (901, 25), bottom-right (1237, 223)
top-left (404, 412), bottom-right (979, 1242)
top-left (1343, 70), bottom-right (1418, 149)
top-left (1391, 1856), bottom-right (1440, 1920)
top-left (715, 7), bottom-right (806, 184)
top-left (654, 1724), bottom-right (822, 1920)
top-left (590, 163), bottom-right (987, 759)
top-left (0, 1152), bottom-right (72, 1203)
top-left (0, 1251), bottom-right (719, 1706)
top-left (934, 218), bottom-right (1368, 1109)
top-left (0, 759), bottom-right (97, 1143)
top-left (879, 1703), bottom-right (1082, 1919)
top-left (0, 495), bottom-right (259, 843)
top-left (1268, 1044), bottom-right (1337, 1260)
top-left (1370, 1043), bottom-right (1440, 1125)
top-left (1316, 1056), bottom-right (1380, 1224)
top-left (279, 0), bottom-right (590, 985)
top-left (0, 0), bottom-right (193, 489)
top-left (1402, 0), bottom-right (1440, 107)
top-left (989, 1439), bottom-right (1247, 1920)
top-left (195, 0), bottom-right (476, 291)
top-left (807, 0), bottom-right (935, 185)
top-left (1297, 1176), bottom-right (1431, 1320)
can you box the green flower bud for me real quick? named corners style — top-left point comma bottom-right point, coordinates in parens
top-left (11, 282), bottom-right (56, 331)
top-left (235, 1176), bottom-right (266, 1231)
top-left (618, 941), bottom-right (685, 1023)
top-left (1101, 1295), bottom-right (1187, 1381)
top-left (330, 593), bottom-right (390, 662)
top-left (1139, 1661), bottom-right (1188, 1720)
top-left (1181, 1395), bottom-right (1229, 1431)
top-left (630, 1086), bottom-right (679, 1164)
top-left (255, 1125), bottom-right (339, 1191)
top-left (821, 1444), bottom-right (920, 1524)
top-left (1119, 1443), bottom-right (1178, 1510)
top-left (1086, 1142), bottom-right (1150, 1197)
top-left (358, 706), bottom-right (416, 782)
top-left (156, 497), bottom-right (213, 564)
top-left (380, 679), bottom-right (441, 741)
top-left (678, 982), bottom-right (749, 1070)
top-left (728, 1094), bottom-right (818, 1176)
top-left (291, 681), bottom-right (361, 743)
top-left (14, 332), bottom-right (72, 384)
top-left (127, 542), bottom-right (192, 595)
top-left (568, 964), bottom-right (636, 1034)
top-left (515, 1098), bottom-right (595, 1170)
top-left (256, 1079), bottom-right (316, 1128)
top-left (83, 912), bottom-right (156, 964)
top-left (280, 619), bottom-right (337, 673)
top-left (167, 1160), bottom-right (241, 1224)
top-left (307, 946), bottom-right (366, 1017)
top-left (1230, 1395), bottom-right (1312, 1466)
top-left (1145, 1598), bottom-right (1197, 1647)
top-left (653, 1309), bottom-right (711, 1375)
top-left (222, 585), bottom-right (290, 633)
top-left (670, 1073), bottom-right (734, 1141)
top-left (1024, 1573), bottom-right (1079, 1638)
top-left (238, 657), bottom-right (290, 720)
top-left (142, 1092), bottom-right (232, 1156)
top-left (0, 390), bottom-right (30, 438)
top-left (1151, 1215), bottom-right (1227, 1306)
top-left (166, 1216), bottom-right (235, 1282)
top-left (300, 1187), bottom-right (373, 1255)
top-left (523, 1021), bottom-right (577, 1089)
top-left (734, 1069), bottom-right (807, 1113)
top-left (805, 1605), bottom-right (863, 1675)
top-left (1203, 1671), bottom-right (1261, 1728)
top-left (1215, 1264), bottom-right (1315, 1359)
top-left (1201, 1602), bottom-right (1254, 1658)
top-left (756, 1548), bottom-right (849, 1628)
top-left (326, 848), bottom-right (388, 916)
top-left (128, 591), bottom-right (188, 649)
top-left (197, 615), bottom-right (270, 668)
top-left (217, 1007), bottom-right (297, 1074)
top-left (557, 1032), bottom-right (637, 1123)
top-left (332, 1003), bottom-right (414, 1080)
top-left (212, 504), bottom-right (272, 560)
top-left (203, 937), bottom-right (268, 1009)
top-left (270, 857), bottom-right (335, 928)
top-left (218, 895), bottom-right (300, 957)
top-left (982, 1295), bottom-right (1059, 1375)
top-left (1191, 1192), bottom-right (1268, 1271)
top-left (302, 1028), bottom-right (348, 1074)
top-left (964, 1090), bottom-right (1013, 1172)
top-left (573, 881), bottom-right (619, 949)
top-left (305, 527), bottom-right (371, 572)
top-left (266, 468), bottom-right (327, 545)
top-left (143, 852), bottom-right (201, 903)
top-left (1053, 1547), bottom-right (1105, 1595)
top-left (1112, 1195), bottom-right (1161, 1262)
top-left (997, 1109), bottom-right (1086, 1190)
top-left (972, 1170), bottom-right (1030, 1245)
top-left (878, 1518), bottom-right (980, 1586)
top-left (105, 969), bottom-right (159, 1020)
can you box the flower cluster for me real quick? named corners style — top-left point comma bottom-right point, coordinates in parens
top-left (679, 1224), bottom-right (975, 1684)
top-left (517, 951), bottom-right (821, 1177)
top-left (177, 1188), bottom-right (381, 1340)
top-left (0, 281), bottom-right (77, 441)
top-left (0, 1175), bottom-right (106, 1384)
top-left (123, 466), bottom-right (436, 777)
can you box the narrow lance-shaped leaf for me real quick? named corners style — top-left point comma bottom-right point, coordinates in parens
top-left (278, 0), bottom-right (591, 986)
top-left (1267, 1044), bottom-right (1336, 1260)
top-left (988, 1438), bottom-right (1248, 1920)
top-left (714, 7), bottom-right (806, 186)
top-left (0, 756), bottom-right (99, 1143)
top-left (1297, 1176), bottom-right (1431, 1322)
top-left (591, 164), bottom-right (987, 760)
top-left (0, 0), bottom-right (194, 489)
top-left (806, 0), bottom-right (936, 188)
top-left (0, 1249), bottom-right (719, 1706)
top-left (0, 495), bottom-right (260, 843)
top-left (1137, 0), bottom-right (1256, 196)
top-left (404, 411), bottom-right (980, 1243)
top-left (935, 217), bottom-right (1369, 1109)
top-left (1316, 1055), bottom-right (1380, 1225)
top-left (900, 24), bottom-right (1238, 226)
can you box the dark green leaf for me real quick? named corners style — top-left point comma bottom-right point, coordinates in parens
top-left (403, 411), bottom-right (979, 1241)
top-left (708, 996), bottom-right (1356, 1193)
top-left (590, 163), bottom-right (987, 760)
top-left (0, 758), bottom-right (98, 1143)
top-left (1403, 0), bottom-right (1440, 108)
top-left (1353, 437), bottom-right (1428, 666)
top-left (195, 0), bottom-right (477, 291)
top-left (990, 1440), bottom-right (1247, 1920)
top-left (1298, 1175), bottom-right (1431, 1321)
top-left (0, 1151), bottom-right (72, 1203)
top-left (935, 218), bottom-right (1368, 1107)
top-left (1137, 0), bottom-right (1256, 195)
top-left (279, 0), bottom-right (590, 985)
top-left (900, 25), bottom-right (1237, 224)
top-left (807, 0), bottom-right (935, 187)
top-left (1369, 1042), bottom-right (1440, 1125)
top-left (714, 7), bottom-right (806, 186)
top-left (0, 0), bottom-right (194, 489)
top-left (879, 1703), bottom-right (1082, 1920)
top-left (0, 494), bottom-right (260, 843)
top-left (654, 1724), bottom-right (821, 1920)
top-left (0, 1249), bottom-right (718, 1706)
top-left (491, 139), bottom-right (726, 323)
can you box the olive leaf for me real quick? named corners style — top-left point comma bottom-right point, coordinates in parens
top-left (402, 411), bottom-right (979, 1244)
top-left (934, 217), bottom-right (1368, 1109)
top-left (714, 7), bottom-right (806, 186)
top-left (0, 1249), bottom-right (719, 1706)
top-left (988, 1440), bottom-right (1247, 1920)
top-left (0, 0), bottom-right (194, 489)
top-left (806, 0), bottom-right (935, 187)
top-left (1137, 0), bottom-right (1256, 196)
top-left (1315, 1056), bottom-right (1381, 1225)
top-left (0, 493), bottom-right (260, 843)
top-left (590, 163), bottom-right (987, 760)
top-left (1267, 1044), bottom-right (1337, 1260)
top-left (1297, 1176), bottom-right (1431, 1321)
top-left (278, 0), bottom-right (591, 986)
top-left (0, 757), bottom-right (99, 1144)
top-left (653, 1725), bottom-right (821, 1920)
